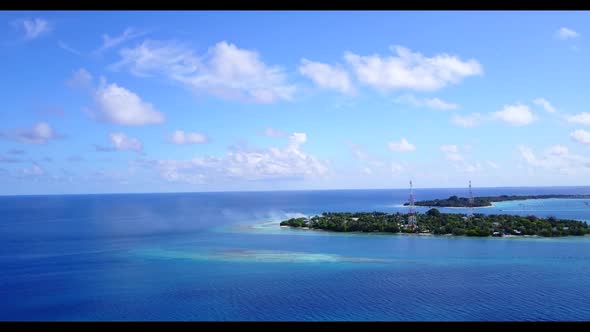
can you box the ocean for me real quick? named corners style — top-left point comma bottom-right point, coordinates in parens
top-left (2, 186), bottom-right (590, 321)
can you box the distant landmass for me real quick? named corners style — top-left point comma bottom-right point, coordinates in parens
top-left (280, 210), bottom-right (590, 237)
top-left (403, 194), bottom-right (590, 208)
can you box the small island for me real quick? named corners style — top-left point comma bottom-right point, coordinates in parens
top-left (280, 209), bottom-right (590, 237)
top-left (403, 194), bottom-right (590, 208)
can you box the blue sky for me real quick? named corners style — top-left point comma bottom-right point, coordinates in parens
top-left (1, 11), bottom-right (590, 195)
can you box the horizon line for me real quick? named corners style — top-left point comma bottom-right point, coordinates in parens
top-left (2, 184), bottom-right (590, 197)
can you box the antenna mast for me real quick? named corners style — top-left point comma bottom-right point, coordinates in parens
top-left (468, 180), bottom-right (474, 218)
top-left (408, 180), bottom-right (417, 227)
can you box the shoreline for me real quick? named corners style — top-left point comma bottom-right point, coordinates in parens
top-left (439, 205), bottom-right (495, 209)
top-left (278, 225), bottom-right (590, 239)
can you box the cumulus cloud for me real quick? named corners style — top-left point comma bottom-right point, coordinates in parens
top-left (440, 145), bottom-right (459, 153)
top-left (533, 98), bottom-right (557, 113)
top-left (113, 40), bottom-right (296, 103)
top-left (566, 112), bottom-right (590, 125)
top-left (169, 130), bottom-right (208, 145)
top-left (461, 162), bottom-right (483, 173)
top-left (440, 144), bottom-right (464, 162)
top-left (347, 142), bottom-right (370, 160)
top-left (423, 97), bottom-right (459, 110)
top-left (68, 68), bottom-right (165, 126)
top-left (67, 68), bottom-right (93, 89)
top-left (570, 129), bottom-right (590, 145)
top-left (150, 132), bottom-right (328, 184)
top-left (519, 144), bottom-right (590, 174)
top-left (447, 155), bottom-right (465, 163)
top-left (94, 81), bottom-right (164, 126)
top-left (391, 162), bottom-right (404, 174)
top-left (394, 94), bottom-right (458, 110)
top-left (262, 127), bottom-right (288, 137)
top-left (451, 113), bottom-right (484, 127)
top-left (346, 141), bottom-right (395, 176)
top-left (547, 145), bottom-right (569, 156)
top-left (299, 59), bottom-right (354, 94)
top-left (487, 161), bottom-right (500, 169)
top-left (555, 27), bottom-right (580, 40)
top-left (492, 104), bottom-right (536, 126)
top-left (439, 144), bottom-right (491, 174)
top-left (109, 133), bottom-right (143, 152)
top-left (388, 138), bottom-right (416, 152)
top-left (0, 122), bottom-right (60, 144)
top-left (15, 18), bottom-right (51, 40)
top-left (344, 45), bottom-right (482, 92)
top-left (93, 78), bottom-right (165, 126)
top-left (22, 163), bottom-right (44, 177)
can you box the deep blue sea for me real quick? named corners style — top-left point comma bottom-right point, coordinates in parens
top-left (2, 186), bottom-right (590, 321)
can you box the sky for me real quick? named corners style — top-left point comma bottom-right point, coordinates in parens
top-left (1, 11), bottom-right (590, 195)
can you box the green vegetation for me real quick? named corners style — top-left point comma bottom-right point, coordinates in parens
top-left (404, 194), bottom-right (590, 207)
top-left (280, 209), bottom-right (590, 237)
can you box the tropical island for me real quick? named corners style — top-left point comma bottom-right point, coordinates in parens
top-left (280, 209), bottom-right (590, 237)
top-left (403, 194), bottom-right (590, 208)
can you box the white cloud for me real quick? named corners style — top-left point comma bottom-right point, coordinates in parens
top-left (556, 27), bottom-right (580, 40)
top-left (16, 18), bottom-right (51, 40)
top-left (152, 132), bottom-right (328, 183)
top-left (58, 41), bottom-right (82, 55)
top-left (533, 98), bottom-right (557, 113)
top-left (440, 145), bottom-right (464, 162)
top-left (111, 40), bottom-right (199, 78)
top-left (93, 78), bottom-right (165, 126)
top-left (440, 145), bottom-right (459, 153)
top-left (547, 145), bottom-right (569, 156)
top-left (566, 112), bottom-right (590, 125)
top-left (169, 130), bottom-right (208, 145)
top-left (96, 27), bottom-right (146, 54)
top-left (347, 142), bottom-right (370, 160)
top-left (113, 40), bottom-right (296, 103)
top-left (518, 146), bottom-right (538, 165)
top-left (446, 153), bottom-right (464, 162)
top-left (519, 144), bottom-right (590, 174)
top-left (439, 144), bottom-right (491, 174)
top-left (0, 122), bottom-right (60, 144)
top-left (289, 132), bottom-right (307, 145)
top-left (109, 133), bottom-right (143, 152)
top-left (492, 104), bottom-right (536, 126)
top-left (461, 162), bottom-right (483, 173)
top-left (346, 142), bottom-right (395, 176)
top-left (388, 138), bottom-right (416, 152)
top-left (298, 59), bottom-right (354, 94)
top-left (263, 127), bottom-right (288, 137)
top-left (394, 94), bottom-right (458, 110)
top-left (67, 68), bottom-right (93, 89)
top-left (487, 161), bottom-right (500, 169)
top-left (391, 162), bottom-right (403, 174)
top-left (570, 129), bottom-right (590, 145)
top-left (451, 113), bottom-right (484, 127)
top-left (423, 97), bottom-right (458, 110)
top-left (344, 45), bottom-right (482, 92)
top-left (22, 163), bottom-right (44, 177)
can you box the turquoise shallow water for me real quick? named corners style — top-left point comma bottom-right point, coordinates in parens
top-left (1, 187), bottom-right (590, 321)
